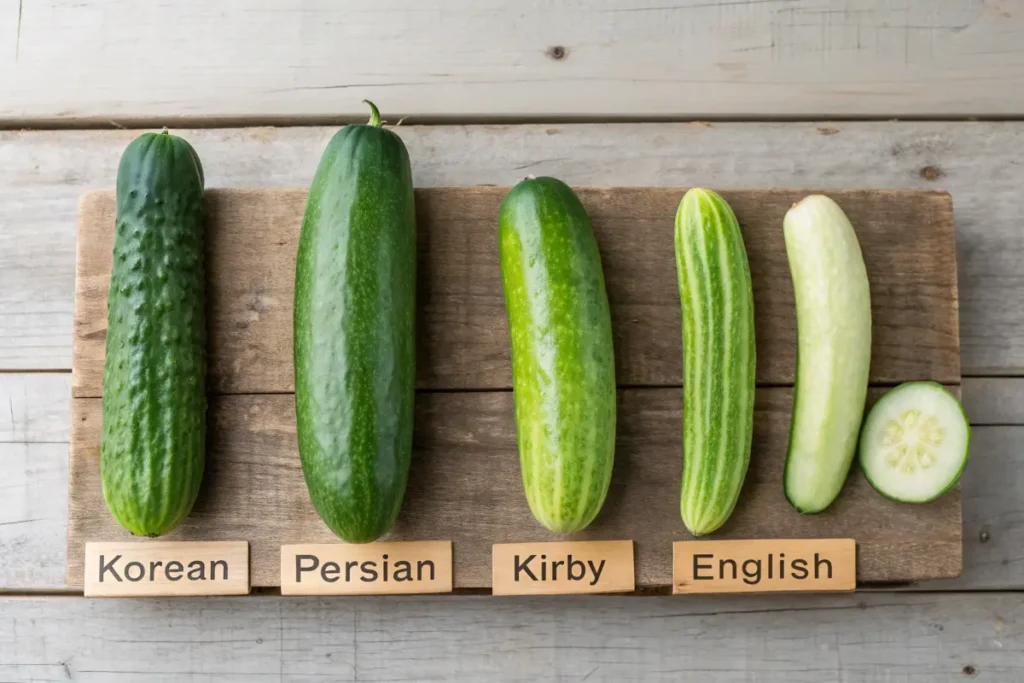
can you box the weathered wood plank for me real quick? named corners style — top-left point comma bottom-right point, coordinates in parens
top-left (0, 372), bottom-right (69, 444)
top-left (0, 373), bottom-right (70, 589)
top-left (0, 0), bottom-right (19, 64)
top-left (1, 123), bottom-right (1021, 375)
top-left (0, 593), bottom-right (1020, 681)
top-left (0, 374), bottom-right (1019, 591)
top-left (0, 442), bottom-right (69, 589)
top-left (66, 387), bottom-right (963, 589)
top-left (4, 0), bottom-right (1024, 122)
top-left (963, 378), bottom-right (1024, 425)
top-left (72, 187), bottom-right (959, 395)
top-left (920, 425), bottom-right (1024, 591)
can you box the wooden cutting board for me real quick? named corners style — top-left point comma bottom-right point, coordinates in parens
top-left (68, 187), bottom-right (963, 590)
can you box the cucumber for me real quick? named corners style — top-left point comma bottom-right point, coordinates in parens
top-left (859, 382), bottom-right (969, 503)
top-left (498, 177), bottom-right (616, 533)
top-left (675, 189), bottom-right (756, 536)
top-left (101, 130), bottom-right (206, 537)
top-left (294, 101), bottom-right (417, 544)
top-left (783, 194), bottom-right (872, 514)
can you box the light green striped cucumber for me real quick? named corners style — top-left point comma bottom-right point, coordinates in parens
top-left (783, 194), bottom-right (872, 514)
top-left (675, 188), bottom-right (756, 536)
top-left (498, 176), bottom-right (616, 533)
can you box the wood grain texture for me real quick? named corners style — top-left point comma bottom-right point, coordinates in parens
top-left (0, 373), bottom-right (69, 589)
top-left (919, 425), bottom-right (1024, 591)
top-left (0, 593), bottom-right (1021, 681)
top-left (4, 0), bottom-right (1024, 122)
top-left (67, 387), bottom-right (962, 589)
top-left (2, 123), bottom-right (1022, 376)
top-left (0, 0), bottom-right (18, 65)
top-left (0, 442), bottom-right (69, 589)
top-left (963, 378), bottom-right (1024, 425)
top-left (0, 372), bottom-right (69, 444)
top-left (71, 187), bottom-right (960, 396)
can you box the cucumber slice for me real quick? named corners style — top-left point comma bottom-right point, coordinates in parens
top-left (858, 382), bottom-right (970, 503)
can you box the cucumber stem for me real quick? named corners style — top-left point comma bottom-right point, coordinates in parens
top-left (363, 100), bottom-right (382, 127)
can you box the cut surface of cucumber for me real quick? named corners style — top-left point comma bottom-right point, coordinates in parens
top-left (858, 382), bottom-right (970, 503)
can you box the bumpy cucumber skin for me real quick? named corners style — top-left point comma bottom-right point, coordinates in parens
top-left (499, 177), bottom-right (616, 533)
top-left (101, 131), bottom-right (206, 537)
top-left (783, 194), bottom-right (872, 514)
top-left (858, 381), bottom-right (971, 504)
top-left (675, 189), bottom-right (756, 536)
top-left (294, 113), bottom-right (416, 544)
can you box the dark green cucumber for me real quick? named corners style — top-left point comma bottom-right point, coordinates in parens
top-left (101, 130), bottom-right (206, 537)
top-left (294, 101), bottom-right (416, 544)
top-left (498, 177), bottom-right (616, 533)
top-left (675, 189), bottom-right (756, 536)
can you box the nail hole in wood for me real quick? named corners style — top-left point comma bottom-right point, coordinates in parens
top-left (547, 45), bottom-right (567, 60)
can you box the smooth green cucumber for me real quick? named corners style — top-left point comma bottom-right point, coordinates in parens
top-left (498, 177), bottom-right (616, 533)
top-left (294, 101), bottom-right (416, 543)
top-left (675, 189), bottom-right (756, 536)
top-left (783, 194), bottom-right (872, 513)
top-left (859, 381), bottom-right (969, 503)
top-left (101, 130), bottom-right (206, 537)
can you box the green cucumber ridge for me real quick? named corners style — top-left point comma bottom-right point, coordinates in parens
top-left (675, 188), bottom-right (756, 536)
top-left (498, 177), bottom-right (616, 533)
top-left (101, 130), bottom-right (207, 537)
top-left (294, 102), bottom-right (417, 544)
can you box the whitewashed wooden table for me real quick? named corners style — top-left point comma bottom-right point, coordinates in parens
top-left (2, 1), bottom-right (1024, 680)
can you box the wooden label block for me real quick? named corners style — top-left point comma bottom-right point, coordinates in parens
top-left (280, 541), bottom-right (453, 595)
top-left (673, 538), bottom-right (856, 594)
top-left (83, 541), bottom-right (250, 597)
top-left (492, 541), bottom-right (634, 595)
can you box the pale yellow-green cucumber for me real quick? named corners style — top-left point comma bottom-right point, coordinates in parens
top-left (783, 194), bottom-right (872, 513)
top-left (675, 189), bottom-right (756, 536)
